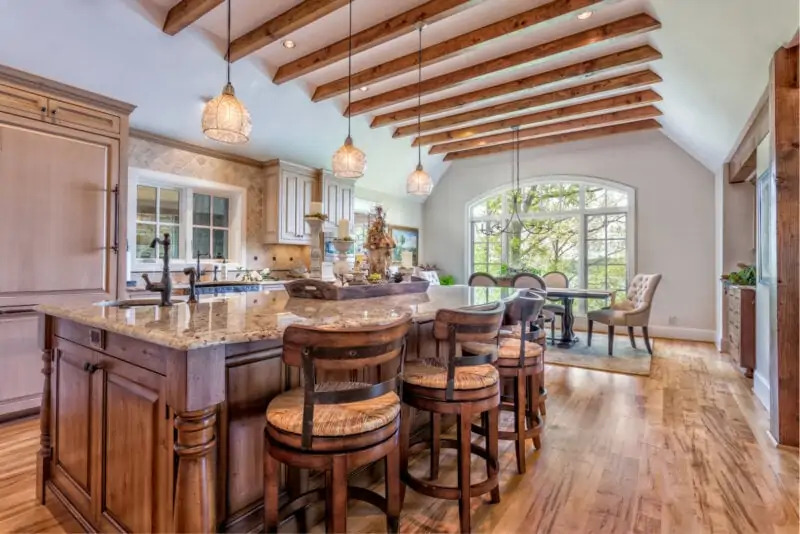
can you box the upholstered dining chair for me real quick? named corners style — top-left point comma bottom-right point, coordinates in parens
top-left (542, 271), bottom-right (568, 343)
top-left (587, 273), bottom-right (662, 356)
top-left (511, 273), bottom-right (556, 331)
top-left (468, 272), bottom-right (498, 287)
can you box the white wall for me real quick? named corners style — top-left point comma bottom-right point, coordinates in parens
top-left (423, 130), bottom-right (716, 339)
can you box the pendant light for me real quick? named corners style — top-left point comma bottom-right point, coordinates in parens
top-left (331, 0), bottom-right (366, 179)
top-left (201, 0), bottom-right (252, 144)
top-left (406, 23), bottom-right (433, 196)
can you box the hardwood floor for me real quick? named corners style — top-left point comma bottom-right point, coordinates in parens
top-left (1, 340), bottom-right (797, 533)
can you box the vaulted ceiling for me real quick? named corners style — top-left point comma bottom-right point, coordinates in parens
top-left (0, 0), bottom-right (796, 198)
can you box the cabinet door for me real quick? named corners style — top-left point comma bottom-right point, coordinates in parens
top-left (0, 124), bottom-right (118, 305)
top-left (298, 175), bottom-right (315, 241)
top-left (0, 83), bottom-right (47, 121)
top-left (280, 170), bottom-right (299, 242)
top-left (340, 182), bottom-right (355, 230)
top-left (0, 309), bottom-right (41, 418)
top-left (323, 180), bottom-right (341, 223)
top-left (51, 338), bottom-right (98, 524)
top-left (48, 99), bottom-right (120, 135)
top-left (95, 354), bottom-right (171, 533)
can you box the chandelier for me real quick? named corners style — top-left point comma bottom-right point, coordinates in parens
top-left (201, 0), bottom-right (251, 144)
top-left (478, 126), bottom-right (538, 237)
top-left (406, 23), bottom-right (433, 196)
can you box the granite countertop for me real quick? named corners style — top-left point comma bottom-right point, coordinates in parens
top-left (127, 280), bottom-right (288, 294)
top-left (36, 285), bottom-right (518, 351)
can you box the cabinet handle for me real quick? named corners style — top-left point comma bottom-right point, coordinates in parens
top-left (40, 106), bottom-right (47, 113)
top-left (82, 362), bottom-right (102, 374)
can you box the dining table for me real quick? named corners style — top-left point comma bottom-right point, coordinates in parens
top-left (545, 288), bottom-right (615, 348)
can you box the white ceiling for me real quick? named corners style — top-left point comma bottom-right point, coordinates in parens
top-left (0, 0), bottom-right (796, 199)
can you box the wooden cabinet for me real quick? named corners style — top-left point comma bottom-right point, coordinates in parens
top-left (264, 160), bottom-right (318, 245)
top-left (0, 83), bottom-right (47, 120)
top-left (726, 285), bottom-right (755, 377)
top-left (321, 171), bottom-right (355, 230)
top-left (49, 99), bottom-right (121, 135)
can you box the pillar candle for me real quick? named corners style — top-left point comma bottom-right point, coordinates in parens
top-left (401, 250), bottom-right (413, 268)
top-left (310, 201), bottom-right (323, 215)
top-left (338, 219), bottom-right (349, 239)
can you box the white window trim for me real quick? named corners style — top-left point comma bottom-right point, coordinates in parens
top-left (128, 167), bottom-right (247, 273)
top-left (464, 175), bottom-right (637, 305)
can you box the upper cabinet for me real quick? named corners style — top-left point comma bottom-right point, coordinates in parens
top-left (264, 160), bottom-right (318, 245)
top-left (321, 170), bottom-right (355, 232)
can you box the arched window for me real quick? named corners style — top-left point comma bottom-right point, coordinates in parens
top-left (469, 178), bottom-right (635, 310)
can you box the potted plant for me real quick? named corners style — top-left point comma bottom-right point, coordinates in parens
top-left (721, 264), bottom-right (756, 286)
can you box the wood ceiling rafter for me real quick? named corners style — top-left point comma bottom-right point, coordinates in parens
top-left (413, 88), bottom-right (662, 146)
top-left (443, 119), bottom-right (661, 160)
top-left (371, 44), bottom-right (662, 128)
top-left (312, 0), bottom-right (604, 102)
top-left (345, 13), bottom-right (661, 117)
top-left (228, 0), bottom-right (350, 63)
top-left (273, 0), bottom-right (482, 84)
top-left (163, 0), bottom-right (223, 35)
top-left (393, 69), bottom-right (662, 137)
top-left (429, 105), bottom-right (662, 154)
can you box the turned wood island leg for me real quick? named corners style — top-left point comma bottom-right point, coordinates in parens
top-left (172, 406), bottom-right (218, 533)
top-left (36, 314), bottom-right (54, 505)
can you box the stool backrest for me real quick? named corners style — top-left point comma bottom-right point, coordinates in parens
top-left (282, 316), bottom-right (412, 448)
top-left (432, 302), bottom-right (505, 399)
top-left (505, 293), bottom-right (545, 367)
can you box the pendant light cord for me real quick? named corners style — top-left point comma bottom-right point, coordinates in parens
top-left (226, 0), bottom-right (231, 85)
top-left (417, 24), bottom-right (423, 166)
top-left (347, 0), bottom-right (352, 137)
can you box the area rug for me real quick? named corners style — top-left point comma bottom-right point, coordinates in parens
top-left (545, 332), bottom-right (654, 376)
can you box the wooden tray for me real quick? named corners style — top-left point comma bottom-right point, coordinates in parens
top-left (285, 278), bottom-right (430, 300)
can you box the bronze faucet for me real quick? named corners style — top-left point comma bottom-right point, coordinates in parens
top-left (183, 267), bottom-right (199, 304)
top-left (141, 233), bottom-right (173, 306)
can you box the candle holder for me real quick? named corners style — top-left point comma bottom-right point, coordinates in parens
top-left (331, 238), bottom-right (353, 285)
top-left (304, 216), bottom-right (326, 280)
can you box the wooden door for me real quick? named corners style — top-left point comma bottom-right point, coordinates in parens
top-left (95, 354), bottom-right (171, 533)
top-left (0, 123), bottom-right (119, 307)
top-left (51, 337), bottom-right (99, 524)
top-left (0, 308), bottom-right (41, 419)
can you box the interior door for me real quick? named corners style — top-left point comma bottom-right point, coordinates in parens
top-left (0, 123), bottom-right (118, 308)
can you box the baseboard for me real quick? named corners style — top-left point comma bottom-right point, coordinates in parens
top-left (753, 371), bottom-right (770, 412)
top-left (0, 393), bottom-right (41, 422)
top-left (571, 317), bottom-right (715, 342)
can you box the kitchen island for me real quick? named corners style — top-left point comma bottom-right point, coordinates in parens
top-left (34, 285), bottom-right (518, 533)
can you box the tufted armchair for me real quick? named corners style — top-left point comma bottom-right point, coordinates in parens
top-left (587, 273), bottom-right (662, 356)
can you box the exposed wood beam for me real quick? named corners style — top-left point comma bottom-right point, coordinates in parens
top-left (371, 45), bottom-right (662, 128)
top-left (769, 44), bottom-right (799, 447)
top-left (413, 89), bottom-right (662, 146)
top-left (394, 69), bottom-right (661, 137)
top-left (346, 13), bottom-right (661, 116)
top-left (312, 0), bottom-right (604, 101)
top-left (429, 105), bottom-right (662, 154)
top-left (443, 119), bottom-right (661, 160)
top-left (725, 87), bottom-right (769, 183)
top-left (163, 0), bottom-right (223, 35)
top-left (273, 0), bottom-right (482, 84)
top-left (228, 0), bottom-right (349, 62)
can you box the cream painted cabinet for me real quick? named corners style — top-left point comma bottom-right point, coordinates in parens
top-left (264, 160), bottom-right (318, 244)
top-left (0, 310), bottom-right (40, 420)
top-left (321, 171), bottom-right (355, 231)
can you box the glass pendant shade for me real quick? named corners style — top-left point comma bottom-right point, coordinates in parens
top-left (202, 82), bottom-right (252, 144)
top-left (332, 135), bottom-right (366, 179)
top-left (406, 163), bottom-right (433, 196)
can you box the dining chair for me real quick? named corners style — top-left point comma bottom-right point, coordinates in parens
top-left (542, 271), bottom-right (568, 343)
top-left (468, 272), bottom-right (498, 287)
top-left (587, 273), bottom-right (662, 356)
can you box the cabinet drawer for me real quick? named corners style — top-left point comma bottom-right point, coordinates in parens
top-left (0, 83), bottom-right (47, 120)
top-left (48, 99), bottom-right (120, 135)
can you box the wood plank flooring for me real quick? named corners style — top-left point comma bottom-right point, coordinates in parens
top-left (0, 340), bottom-right (797, 533)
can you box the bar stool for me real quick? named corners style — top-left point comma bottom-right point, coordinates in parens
top-left (399, 302), bottom-right (505, 533)
top-left (263, 316), bottom-right (412, 533)
top-left (464, 292), bottom-right (546, 474)
top-left (526, 288), bottom-right (549, 417)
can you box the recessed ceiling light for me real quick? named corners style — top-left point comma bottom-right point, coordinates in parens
top-left (282, 40), bottom-right (296, 49)
top-left (577, 11), bottom-right (593, 20)
top-left (360, 86), bottom-right (369, 92)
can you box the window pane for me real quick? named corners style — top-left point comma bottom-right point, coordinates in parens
top-left (606, 189), bottom-right (628, 208)
top-left (136, 224), bottom-right (156, 260)
top-left (136, 185), bottom-right (157, 222)
top-left (607, 240), bottom-right (626, 264)
top-left (159, 188), bottom-right (181, 224)
top-left (193, 227), bottom-right (210, 257)
top-left (586, 215), bottom-right (606, 240)
top-left (584, 186), bottom-right (605, 209)
top-left (587, 240), bottom-right (606, 265)
top-left (508, 217), bottom-right (579, 284)
top-left (471, 195), bottom-right (503, 217)
top-left (607, 264), bottom-right (627, 291)
top-left (560, 184), bottom-right (580, 211)
top-left (193, 194), bottom-right (211, 226)
top-left (212, 229), bottom-right (228, 259)
top-left (162, 224), bottom-right (180, 259)
top-left (587, 265), bottom-right (607, 289)
top-left (607, 214), bottom-right (626, 238)
top-left (213, 196), bottom-right (230, 227)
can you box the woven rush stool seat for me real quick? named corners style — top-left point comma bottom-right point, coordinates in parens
top-left (266, 382), bottom-right (400, 437)
top-left (400, 303), bottom-right (506, 533)
top-left (403, 358), bottom-right (499, 389)
top-left (462, 338), bottom-right (543, 367)
top-left (263, 317), bottom-right (411, 534)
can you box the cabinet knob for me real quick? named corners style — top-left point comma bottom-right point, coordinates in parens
top-left (82, 362), bottom-right (101, 374)
top-left (40, 106), bottom-right (46, 113)
top-left (51, 108), bottom-right (57, 115)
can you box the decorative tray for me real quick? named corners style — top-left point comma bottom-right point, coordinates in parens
top-left (285, 278), bottom-right (430, 300)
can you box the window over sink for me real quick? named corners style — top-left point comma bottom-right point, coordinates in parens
top-left (129, 168), bottom-right (245, 272)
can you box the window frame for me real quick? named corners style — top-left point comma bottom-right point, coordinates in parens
top-left (128, 168), bottom-right (246, 273)
top-left (465, 176), bottom-right (636, 313)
